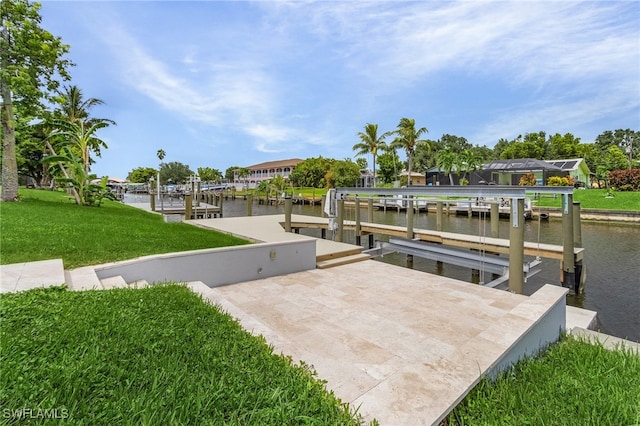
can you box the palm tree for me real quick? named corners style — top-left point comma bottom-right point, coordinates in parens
top-left (157, 149), bottom-right (166, 162)
top-left (390, 118), bottom-right (429, 186)
top-left (437, 149), bottom-right (458, 185)
top-left (58, 86), bottom-right (103, 124)
top-left (49, 119), bottom-right (110, 176)
top-left (458, 149), bottom-right (481, 184)
top-left (353, 123), bottom-right (391, 188)
top-left (57, 86), bottom-right (115, 160)
top-left (237, 167), bottom-right (250, 190)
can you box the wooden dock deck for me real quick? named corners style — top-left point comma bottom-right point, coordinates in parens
top-left (289, 216), bottom-right (584, 261)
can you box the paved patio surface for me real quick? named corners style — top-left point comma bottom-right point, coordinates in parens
top-left (197, 260), bottom-right (568, 425)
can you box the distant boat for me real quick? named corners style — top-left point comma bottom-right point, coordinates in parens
top-left (394, 195), bottom-right (428, 209)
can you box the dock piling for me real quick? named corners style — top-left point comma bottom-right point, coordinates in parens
top-left (336, 199), bottom-right (344, 242)
top-left (185, 193), bottom-right (193, 220)
top-left (491, 203), bottom-right (499, 238)
top-left (368, 198), bottom-right (374, 248)
top-left (284, 197), bottom-right (292, 232)
top-left (573, 201), bottom-right (582, 247)
top-left (355, 197), bottom-right (361, 246)
top-left (436, 201), bottom-right (443, 232)
top-left (407, 197), bottom-right (414, 239)
top-left (247, 194), bottom-right (253, 217)
top-left (562, 193), bottom-right (575, 290)
top-left (508, 198), bottom-right (525, 294)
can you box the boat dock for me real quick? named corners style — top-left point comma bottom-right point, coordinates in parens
top-left (288, 216), bottom-right (584, 261)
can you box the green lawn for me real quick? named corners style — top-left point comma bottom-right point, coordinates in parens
top-left (448, 335), bottom-right (640, 425)
top-left (531, 188), bottom-right (640, 211)
top-left (0, 285), bottom-right (364, 425)
top-left (0, 189), bottom-right (249, 268)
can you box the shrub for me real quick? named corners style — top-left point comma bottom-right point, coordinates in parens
top-left (519, 173), bottom-right (537, 186)
top-left (546, 176), bottom-right (572, 186)
top-left (608, 169), bottom-right (640, 191)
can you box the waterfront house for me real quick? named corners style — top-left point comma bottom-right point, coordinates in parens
top-left (233, 158), bottom-right (303, 189)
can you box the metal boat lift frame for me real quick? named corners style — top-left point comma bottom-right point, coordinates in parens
top-left (325, 185), bottom-right (580, 294)
top-left (365, 237), bottom-right (542, 288)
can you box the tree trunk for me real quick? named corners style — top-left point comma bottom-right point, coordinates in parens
top-left (1, 84), bottom-right (19, 201)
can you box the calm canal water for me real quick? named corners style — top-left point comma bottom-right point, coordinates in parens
top-left (219, 198), bottom-right (639, 342)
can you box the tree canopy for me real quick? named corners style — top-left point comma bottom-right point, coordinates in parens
top-left (159, 161), bottom-right (193, 185)
top-left (197, 166), bottom-right (222, 183)
top-left (127, 167), bottom-right (157, 183)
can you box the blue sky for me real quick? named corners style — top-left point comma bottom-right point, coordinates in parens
top-left (40, 1), bottom-right (639, 179)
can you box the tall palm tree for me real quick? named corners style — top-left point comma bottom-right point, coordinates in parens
top-left (157, 149), bottom-right (166, 162)
top-left (390, 117), bottom-right (429, 186)
top-left (353, 123), bottom-right (391, 188)
top-left (56, 85), bottom-right (115, 164)
top-left (58, 86), bottom-right (104, 125)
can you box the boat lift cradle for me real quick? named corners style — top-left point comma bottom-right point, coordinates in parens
top-left (364, 237), bottom-right (543, 289)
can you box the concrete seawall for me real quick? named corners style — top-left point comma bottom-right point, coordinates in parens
top-left (533, 207), bottom-right (640, 223)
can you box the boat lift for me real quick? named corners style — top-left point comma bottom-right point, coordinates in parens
top-left (365, 237), bottom-right (542, 289)
top-left (323, 185), bottom-right (582, 294)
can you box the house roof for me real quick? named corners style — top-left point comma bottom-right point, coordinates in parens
top-left (544, 158), bottom-right (589, 173)
top-left (245, 158), bottom-right (304, 170)
top-left (482, 158), bottom-right (562, 172)
top-left (400, 170), bottom-right (425, 177)
top-left (91, 177), bottom-right (127, 184)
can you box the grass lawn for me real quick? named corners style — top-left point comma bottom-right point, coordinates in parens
top-left (447, 335), bottom-right (640, 425)
top-left (0, 285), bottom-right (364, 425)
top-left (0, 189), bottom-right (249, 268)
top-left (531, 188), bottom-right (640, 211)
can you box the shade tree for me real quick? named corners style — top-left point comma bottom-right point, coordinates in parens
top-left (127, 167), bottom-right (157, 183)
top-left (159, 161), bottom-right (193, 185)
top-left (1, 0), bottom-right (72, 201)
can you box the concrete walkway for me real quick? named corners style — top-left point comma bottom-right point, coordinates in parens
top-left (0, 259), bottom-right (65, 293)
